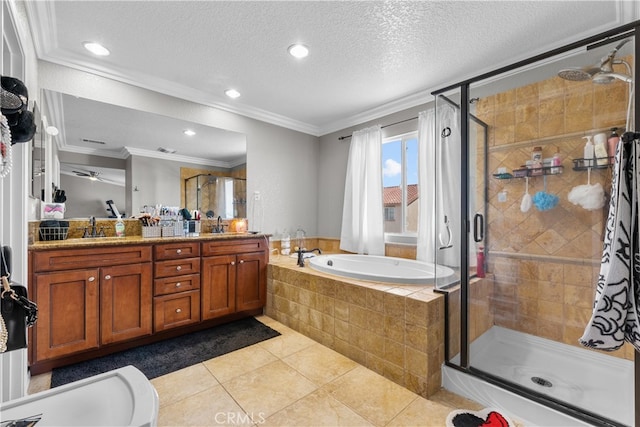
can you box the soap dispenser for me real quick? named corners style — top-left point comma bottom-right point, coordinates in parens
top-left (582, 136), bottom-right (594, 168)
top-left (115, 215), bottom-right (125, 238)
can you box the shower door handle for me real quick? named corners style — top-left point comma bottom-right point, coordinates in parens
top-left (473, 213), bottom-right (484, 243)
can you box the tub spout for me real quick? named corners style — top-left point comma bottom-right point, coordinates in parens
top-left (296, 248), bottom-right (322, 267)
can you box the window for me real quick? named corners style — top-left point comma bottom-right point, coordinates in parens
top-left (384, 206), bottom-right (395, 221)
top-left (382, 132), bottom-right (418, 236)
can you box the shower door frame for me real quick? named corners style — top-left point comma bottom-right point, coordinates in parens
top-left (433, 21), bottom-right (640, 427)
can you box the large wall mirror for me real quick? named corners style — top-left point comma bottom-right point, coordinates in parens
top-left (36, 89), bottom-right (247, 219)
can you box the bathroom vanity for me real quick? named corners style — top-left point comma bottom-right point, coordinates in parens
top-left (27, 234), bottom-right (269, 374)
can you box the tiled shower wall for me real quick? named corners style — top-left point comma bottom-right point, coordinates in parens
top-left (473, 57), bottom-right (635, 361)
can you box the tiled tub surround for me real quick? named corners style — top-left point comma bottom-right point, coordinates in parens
top-left (266, 254), bottom-right (445, 399)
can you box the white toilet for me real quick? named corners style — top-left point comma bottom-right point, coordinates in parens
top-left (0, 365), bottom-right (159, 426)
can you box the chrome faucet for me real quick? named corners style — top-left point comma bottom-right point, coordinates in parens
top-left (212, 216), bottom-right (225, 233)
top-left (84, 216), bottom-right (97, 238)
top-left (296, 247), bottom-right (322, 267)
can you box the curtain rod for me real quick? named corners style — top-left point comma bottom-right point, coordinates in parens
top-left (337, 116), bottom-right (418, 141)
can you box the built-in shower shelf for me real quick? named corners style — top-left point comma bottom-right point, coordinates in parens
top-left (571, 158), bottom-right (614, 171)
top-left (492, 166), bottom-right (563, 180)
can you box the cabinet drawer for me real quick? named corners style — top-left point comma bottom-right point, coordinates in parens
top-left (33, 245), bottom-right (152, 272)
top-left (154, 242), bottom-right (200, 261)
top-left (201, 238), bottom-right (267, 257)
top-left (154, 290), bottom-right (200, 332)
top-left (154, 257), bottom-right (200, 278)
top-left (154, 273), bottom-right (200, 296)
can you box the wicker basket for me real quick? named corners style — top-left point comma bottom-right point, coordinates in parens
top-left (39, 227), bottom-right (69, 241)
top-left (161, 225), bottom-right (175, 237)
top-left (142, 227), bottom-right (162, 238)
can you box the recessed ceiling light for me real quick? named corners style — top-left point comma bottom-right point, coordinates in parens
top-left (288, 44), bottom-right (309, 59)
top-left (225, 89), bottom-right (241, 99)
top-left (183, 129), bottom-right (196, 136)
top-left (83, 41), bottom-right (110, 56)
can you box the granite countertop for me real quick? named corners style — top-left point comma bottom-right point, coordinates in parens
top-left (29, 233), bottom-right (271, 251)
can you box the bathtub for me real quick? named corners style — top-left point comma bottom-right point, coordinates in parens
top-left (308, 254), bottom-right (455, 284)
top-left (443, 326), bottom-right (633, 426)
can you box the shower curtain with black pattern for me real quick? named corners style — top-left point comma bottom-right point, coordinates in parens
top-left (580, 135), bottom-right (640, 352)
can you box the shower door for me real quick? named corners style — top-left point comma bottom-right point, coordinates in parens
top-left (446, 31), bottom-right (637, 426)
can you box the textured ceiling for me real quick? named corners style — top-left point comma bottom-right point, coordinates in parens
top-left (25, 1), bottom-right (633, 142)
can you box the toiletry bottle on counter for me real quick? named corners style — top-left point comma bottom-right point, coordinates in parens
top-left (115, 215), bottom-right (125, 237)
top-left (594, 133), bottom-right (609, 166)
top-left (608, 128), bottom-right (619, 164)
top-left (281, 229), bottom-right (291, 256)
top-left (582, 136), bottom-right (594, 168)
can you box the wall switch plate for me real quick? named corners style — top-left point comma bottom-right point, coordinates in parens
top-left (254, 191), bottom-right (261, 200)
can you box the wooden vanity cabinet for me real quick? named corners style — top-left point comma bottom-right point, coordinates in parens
top-left (31, 245), bottom-right (152, 363)
top-left (153, 242), bottom-right (201, 332)
top-left (201, 238), bottom-right (268, 320)
top-left (29, 236), bottom-right (267, 373)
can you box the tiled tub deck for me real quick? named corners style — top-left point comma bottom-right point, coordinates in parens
top-left (266, 255), bottom-right (445, 399)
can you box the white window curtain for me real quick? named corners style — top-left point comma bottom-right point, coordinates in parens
top-left (437, 103), bottom-right (462, 268)
top-left (416, 109), bottom-right (436, 262)
top-left (340, 125), bottom-right (385, 255)
top-left (416, 103), bottom-right (465, 268)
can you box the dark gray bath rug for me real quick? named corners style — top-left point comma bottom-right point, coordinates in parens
top-left (50, 317), bottom-right (280, 388)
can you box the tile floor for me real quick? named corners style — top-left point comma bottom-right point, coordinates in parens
top-left (29, 315), bottom-right (491, 427)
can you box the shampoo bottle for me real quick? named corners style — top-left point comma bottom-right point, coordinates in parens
top-left (115, 215), bottom-right (125, 238)
top-left (476, 246), bottom-right (485, 278)
top-left (582, 136), bottom-right (594, 168)
top-left (551, 149), bottom-right (562, 174)
top-left (594, 136), bottom-right (609, 167)
top-left (608, 128), bottom-right (620, 164)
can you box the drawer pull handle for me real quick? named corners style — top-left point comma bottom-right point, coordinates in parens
top-left (176, 249), bottom-right (182, 254)
top-left (104, 275), bottom-right (111, 280)
top-left (175, 282), bottom-right (181, 288)
top-left (230, 261), bottom-right (235, 266)
top-left (88, 276), bottom-right (95, 282)
top-left (176, 266), bottom-right (182, 271)
top-left (176, 308), bottom-right (182, 313)
top-left (239, 260), bottom-right (244, 264)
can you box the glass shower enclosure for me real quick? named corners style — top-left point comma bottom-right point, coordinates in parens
top-left (434, 23), bottom-right (638, 426)
top-left (184, 174), bottom-right (247, 219)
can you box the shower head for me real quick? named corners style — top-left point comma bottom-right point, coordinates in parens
top-left (557, 67), bottom-right (598, 81)
top-left (558, 38), bottom-right (633, 84)
top-left (592, 70), bottom-right (633, 84)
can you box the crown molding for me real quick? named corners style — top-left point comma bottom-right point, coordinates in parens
top-left (123, 147), bottom-right (236, 168)
top-left (317, 90), bottom-right (433, 136)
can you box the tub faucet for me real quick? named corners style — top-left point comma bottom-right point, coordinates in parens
top-left (296, 247), bottom-right (322, 267)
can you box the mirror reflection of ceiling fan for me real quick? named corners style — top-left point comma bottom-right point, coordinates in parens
top-left (73, 169), bottom-right (102, 181)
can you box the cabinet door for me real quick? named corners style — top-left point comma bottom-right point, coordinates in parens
top-left (236, 251), bottom-right (267, 312)
top-left (154, 290), bottom-right (200, 332)
top-left (100, 263), bottom-right (153, 345)
top-left (34, 269), bottom-right (100, 361)
top-left (201, 255), bottom-right (236, 320)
